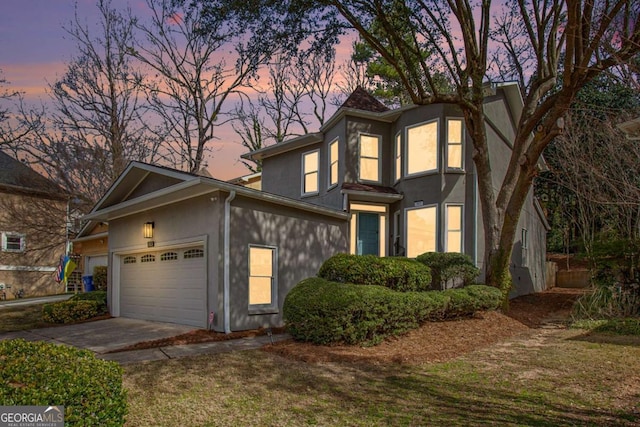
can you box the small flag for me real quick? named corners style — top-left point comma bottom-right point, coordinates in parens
top-left (62, 256), bottom-right (77, 284)
top-left (55, 256), bottom-right (64, 283)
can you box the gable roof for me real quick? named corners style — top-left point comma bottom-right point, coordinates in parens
top-left (84, 161), bottom-right (348, 222)
top-left (0, 150), bottom-right (67, 199)
top-left (339, 86), bottom-right (389, 113)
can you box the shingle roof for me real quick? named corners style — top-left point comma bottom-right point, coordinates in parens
top-left (342, 182), bottom-right (399, 195)
top-left (340, 86), bottom-right (389, 113)
top-left (0, 150), bottom-right (66, 198)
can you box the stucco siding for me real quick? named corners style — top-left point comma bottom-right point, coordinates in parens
top-left (226, 195), bottom-right (348, 331)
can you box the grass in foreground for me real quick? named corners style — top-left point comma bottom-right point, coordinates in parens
top-left (0, 303), bottom-right (49, 332)
top-left (123, 328), bottom-right (640, 426)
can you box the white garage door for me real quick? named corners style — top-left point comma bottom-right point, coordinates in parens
top-left (120, 246), bottom-right (206, 327)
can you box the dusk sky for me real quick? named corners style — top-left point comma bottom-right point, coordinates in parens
top-left (0, 0), bottom-right (273, 180)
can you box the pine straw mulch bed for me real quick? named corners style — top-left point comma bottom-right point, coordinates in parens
top-left (112, 287), bottom-right (586, 365)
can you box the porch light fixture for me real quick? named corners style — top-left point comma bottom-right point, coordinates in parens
top-left (143, 222), bottom-right (154, 239)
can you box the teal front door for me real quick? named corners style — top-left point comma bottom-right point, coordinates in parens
top-left (357, 212), bottom-right (379, 256)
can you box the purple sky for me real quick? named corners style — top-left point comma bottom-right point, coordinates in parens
top-left (0, 0), bottom-right (252, 180)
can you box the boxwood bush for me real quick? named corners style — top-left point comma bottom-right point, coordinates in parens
top-left (318, 253), bottom-right (432, 292)
top-left (416, 252), bottom-right (480, 290)
top-left (0, 339), bottom-right (127, 426)
top-left (42, 291), bottom-right (108, 324)
top-left (283, 278), bottom-right (502, 345)
top-left (93, 266), bottom-right (107, 291)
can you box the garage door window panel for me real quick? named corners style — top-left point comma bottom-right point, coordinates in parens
top-left (160, 252), bottom-right (178, 261)
top-left (141, 254), bottom-right (155, 263)
top-left (184, 248), bottom-right (204, 259)
top-left (248, 245), bottom-right (278, 313)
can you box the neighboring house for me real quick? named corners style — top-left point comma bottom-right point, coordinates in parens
top-left (83, 162), bottom-right (348, 330)
top-left (71, 220), bottom-right (109, 291)
top-left (228, 172), bottom-right (262, 190)
top-left (0, 150), bottom-right (67, 299)
top-left (244, 84), bottom-right (549, 297)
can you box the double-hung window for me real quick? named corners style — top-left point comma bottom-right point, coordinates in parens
top-left (1, 232), bottom-right (25, 253)
top-left (302, 150), bottom-right (319, 195)
top-left (447, 118), bottom-right (464, 170)
top-left (359, 134), bottom-right (381, 182)
top-left (248, 245), bottom-right (277, 311)
top-left (329, 139), bottom-right (339, 188)
top-left (406, 121), bottom-right (438, 175)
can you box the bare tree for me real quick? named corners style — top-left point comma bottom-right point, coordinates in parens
top-left (132, 0), bottom-right (284, 173)
top-left (14, 0), bottom-right (162, 207)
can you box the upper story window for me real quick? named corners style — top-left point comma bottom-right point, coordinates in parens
top-left (329, 139), bottom-right (339, 188)
top-left (447, 118), bottom-right (464, 170)
top-left (394, 132), bottom-right (402, 182)
top-left (302, 149), bottom-right (319, 195)
top-left (406, 121), bottom-right (438, 176)
top-left (1, 232), bottom-right (25, 253)
top-left (359, 134), bottom-right (381, 182)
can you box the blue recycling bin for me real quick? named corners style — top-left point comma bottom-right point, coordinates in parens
top-left (82, 275), bottom-right (94, 292)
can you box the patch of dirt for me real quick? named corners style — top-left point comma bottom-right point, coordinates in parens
top-left (114, 287), bottom-right (586, 364)
top-left (262, 287), bottom-right (587, 365)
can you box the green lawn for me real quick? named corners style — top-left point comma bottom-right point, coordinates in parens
top-left (123, 327), bottom-right (640, 426)
top-left (0, 303), bottom-right (49, 332)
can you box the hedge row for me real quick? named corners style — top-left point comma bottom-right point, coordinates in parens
top-left (42, 291), bottom-right (108, 324)
top-left (283, 278), bottom-right (502, 345)
top-left (318, 253), bottom-right (432, 292)
top-left (416, 252), bottom-right (480, 290)
top-left (0, 339), bottom-right (127, 426)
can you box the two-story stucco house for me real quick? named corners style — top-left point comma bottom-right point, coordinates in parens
top-left (85, 83), bottom-right (547, 331)
top-left (245, 84), bottom-right (549, 297)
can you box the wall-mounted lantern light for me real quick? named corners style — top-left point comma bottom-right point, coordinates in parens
top-left (143, 222), bottom-right (154, 239)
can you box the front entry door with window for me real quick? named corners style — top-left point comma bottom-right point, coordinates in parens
top-left (357, 212), bottom-right (380, 255)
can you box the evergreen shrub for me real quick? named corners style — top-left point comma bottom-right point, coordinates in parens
top-left (318, 253), bottom-right (432, 291)
top-left (0, 339), bottom-right (127, 426)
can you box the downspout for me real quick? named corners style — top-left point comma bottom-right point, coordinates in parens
top-left (223, 190), bottom-right (236, 334)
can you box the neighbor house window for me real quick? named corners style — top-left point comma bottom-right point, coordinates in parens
top-left (406, 121), bottom-right (438, 175)
top-left (248, 245), bottom-right (277, 309)
top-left (447, 118), bottom-right (464, 169)
top-left (302, 150), bottom-right (319, 195)
top-left (359, 134), bottom-right (381, 182)
top-left (445, 204), bottom-right (463, 253)
top-left (1, 232), bottom-right (25, 253)
top-left (406, 205), bottom-right (437, 258)
top-left (394, 132), bottom-right (402, 182)
top-left (329, 139), bottom-right (339, 188)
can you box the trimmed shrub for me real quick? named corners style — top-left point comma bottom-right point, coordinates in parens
top-left (283, 278), bottom-right (502, 345)
top-left (93, 266), bottom-right (107, 291)
top-left (42, 292), bottom-right (107, 324)
top-left (0, 339), bottom-right (127, 426)
top-left (70, 290), bottom-right (108, 313)
top-left (416, 252), bottom-right (480, 290)
top-left (318, 253), bottom-right (432, 292)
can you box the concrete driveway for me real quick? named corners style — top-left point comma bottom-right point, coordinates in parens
top-left (0, 318), bottom-right (196, 354)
